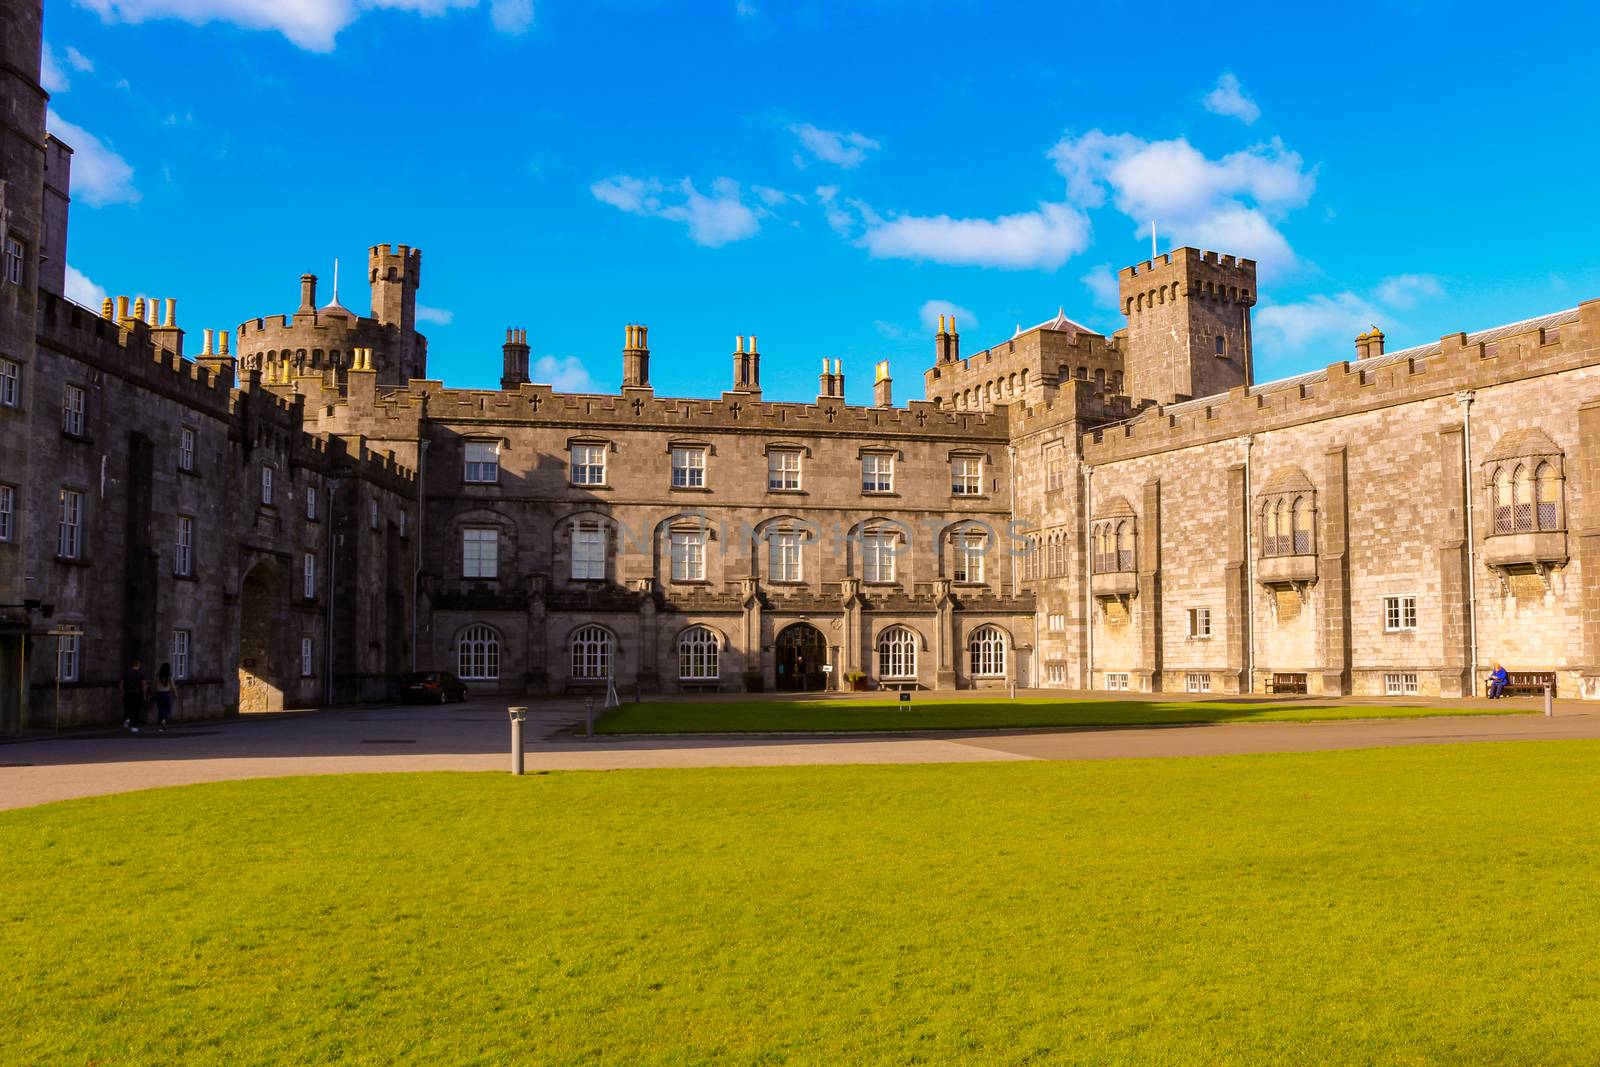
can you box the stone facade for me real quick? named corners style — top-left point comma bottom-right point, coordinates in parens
top-left (3, 1), bottom-right (1598, 734)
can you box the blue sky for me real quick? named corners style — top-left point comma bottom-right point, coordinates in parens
top-left (43, 0), bottom-right (1600, 405)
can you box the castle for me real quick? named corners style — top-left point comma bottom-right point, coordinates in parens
top-left (3, 1), bottom-right (1598, 732)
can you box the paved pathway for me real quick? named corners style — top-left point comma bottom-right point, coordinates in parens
top-left (4, 697), bottom-right (1599, 812)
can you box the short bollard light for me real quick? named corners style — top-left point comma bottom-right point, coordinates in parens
top-left (508, 706), bottom-right (527, 775)
top-left (585, 697), bottom-right (595, 738)
top-left (1545, 685), bottom-right (1555, 718)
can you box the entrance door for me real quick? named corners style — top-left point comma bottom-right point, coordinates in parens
top-left (238, 564), bottom-right (285, 712)
top-left (775, 624), bottom-right (828, 692)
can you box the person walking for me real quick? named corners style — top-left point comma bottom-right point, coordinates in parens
top-left (153, 662), bottom-right (176, 733)
top-left (122, 659), bottom-right (148, 734)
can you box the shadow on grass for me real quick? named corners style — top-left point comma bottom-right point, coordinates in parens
top-left (595, 698), bottom-right (1534, 735)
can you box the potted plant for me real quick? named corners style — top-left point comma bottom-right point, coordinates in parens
top-left (844, 670), bottom-right (868, 692)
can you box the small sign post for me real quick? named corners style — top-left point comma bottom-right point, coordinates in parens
top-left (507, 706), bottom-right (527, 775)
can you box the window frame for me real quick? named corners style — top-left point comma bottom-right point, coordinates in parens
top-left (462, 527), bottom-right (500, 579)
top-left (1186, 607), bottom-right (1212, 640)
top-left (767, 449), bottom-right (802, 492)
top-left (57, 487), bottom-right (83, 559)
top-left (457, 624), bottom-right (501, 681)
top-left (967, 625), bottom-right (1006, 678)
top-left (301, 636), bottom-right (314, 677)
top-left (0, 483), bottom-right (13, 542)
top-left (174, 515), bottom-right (194, 576)
top-left (571, 520), bottom-right (606, 581)
top-left (678, 626), bottom-right (720, 681)
top-left (952, 530), bottom-right (985, 584)
top-left (172, 629), bottom-right (191, 680)
top-left (1384, 672), bottom-right (1419, 697)
top-left (1383, 595), bottom-right (1418, 633)
top-left (463, 440), bottom-right (501, 484)
top-left (55, 626), bottom-right (81, 682)
top-left (3, 235), bottom-right (23, 286)
top-left (302, 552), bottom-right (317, 599)
top-left (670, 446), bottom-right (707, 489)
top-left (0, 357), bottom-right (19, 407)
top-left (569, 442), bottom-right (607, 486)
top-left (570, 625), bottom-right (613, 680)
top-left (951, 455), bottom-right (984, 496)
top-left (669, 528), bottom-right (706, 582)
top-left (861, 527), bottom-right (898, 584)
top-left (861, 452), bottom-right (894, 494)
top-left (876, 626), bottom-right (918, 681)
top-left (178, 426), bottom-right (196, 472)
top-left (62, 383), bottom-right (86, 437)
top-left (768, 529), bottom-right (803, 583)
top-left (261, 465), bottom-right (275, 506)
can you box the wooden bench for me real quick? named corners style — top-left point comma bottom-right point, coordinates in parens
top-left (1265, 672), bottom-right (1308, 695)
top-left (678, 682), bottom-right (724, 694)
top-left (1500, 671), bottom-right (1556, 698)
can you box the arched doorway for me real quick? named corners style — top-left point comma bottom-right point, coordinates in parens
top-left (775, 623), bottom-right (828, 692)
top-left (238, 563), bottom-right (285, 712)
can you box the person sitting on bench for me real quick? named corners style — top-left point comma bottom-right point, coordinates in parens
top-left (1487, 663), bottom-right (1509, 699)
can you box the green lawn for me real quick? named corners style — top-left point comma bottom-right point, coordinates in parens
top-left (595, 695), bottom-right (1531, 734)
top-left (6, 746), bottom-right (1600, 1064)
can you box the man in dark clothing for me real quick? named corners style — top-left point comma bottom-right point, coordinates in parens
top-left (122, 660), bottom-right (147, 734)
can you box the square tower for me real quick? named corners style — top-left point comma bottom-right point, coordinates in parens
top-left (1118, 248), bottom-right (1256, 405)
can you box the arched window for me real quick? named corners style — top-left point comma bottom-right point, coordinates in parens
top-left (571, 625), bottom-right (613, 680)
top-left (1536, 462), bottom-right (1560, 530)
top-left (1492, 467), bottom-right (1512, 534)
top-left (1115, 521), bottom-right (1133, 570)
top-left (1291, 496), bottom-right (1312, 554)
top-left (458, 625), bottom-right (500, 680)
top-left (877, 626), bottom-right (917, 680)
top-left (1513, 464), bottom-right (1533, 532)
top-left (1263, 500), bottom-right (1284, 556)
top-left (678, 626), bottom-right (718, 681)
top-left (968, 625), bottom-right (1006, 678)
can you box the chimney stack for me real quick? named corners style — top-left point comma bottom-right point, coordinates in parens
top-left (732, 332), bottom-right (760, 393)
top-left (936, 314), bottom-right (960, 364)
top-left (501, 327), bottom-right (531, 390)
top-left (818, 358), bottom-right (845, 400)
top-left (1355, 326), bottom-right (1385, 361)
top-left (873, 360), bottom-right (893, 407)
top-left (621, 323), bottom-right (650, 389)
top-left (299, 273), bottom-right (317, 312)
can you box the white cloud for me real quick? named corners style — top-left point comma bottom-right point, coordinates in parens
top-left (1203, 73), bottom-right (1260, 125)
top-left (78, 0), bottom-right (516, 52)
top-left (489, 0), bottom-right (532, 32)
top-left (1255, 292), bottom-right (1378, 353)
top-left (65, 46), bottom-right (96, 72)
top-left (46, 110), bottom-right (139, 207)
top-left (414, 303), bottom-right (453, 325)
top-left (65, 264), bottom-right (107, 308)
top-left (1080, 263), bottom-right (1120, 309)
top-left (532, 354), bottom-right (595, 392)
top-left (41, 46), bottom-right (69, 92)
top-left (591, 175), bottom-right (763, 248)
top-left (1374, 273), bottom-right (1443, 309)
top-left (789, 123), bottom-right (880, 169)
top-left (919, 300), bottom-right (976, 332)
top-left (873, 320), bottom-right (908, 341)
top-left (753, 185), bottom-right (802, 207)
top-left (859, 202), bottom-right (1090, 271)
top-left (1049, 129), bottom-right (1313, 273)
top-left (815, 185), bottom-right (855, 235)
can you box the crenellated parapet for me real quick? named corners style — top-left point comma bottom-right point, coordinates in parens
top-left (924, 309), bottom-right (1122, 413)
top-left (1084, 302), bottom-right (1600, 465)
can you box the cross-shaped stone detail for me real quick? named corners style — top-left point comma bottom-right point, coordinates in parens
top-left (631, 397), bottom-right (645, 415)
top-left (730, 402), bottom-right (742, 419)
top-left (529, 393), bottom-right (542, 411)
top-left (915, 410), bottom-right (927, 425)
top-left (825, 407), bottom-right (836, 422)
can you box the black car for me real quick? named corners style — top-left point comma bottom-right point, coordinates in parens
top-left (399, 671), bottom-right (469, 704)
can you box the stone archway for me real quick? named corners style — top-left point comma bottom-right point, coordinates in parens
top-left (775, 623), bottom-right (828, 692)
top-left (238, 563), bottom-right (285, 713)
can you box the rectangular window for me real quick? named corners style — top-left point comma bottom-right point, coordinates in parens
top-left (178, 426), bottom-right (196, 471)
top-left (861, 453), bottom-right (894, 493)
top-left (570, 443), bottom-right (606, 485)
top-left (0, 358), bottom-right (19, 406)
top-left (1045, 445), bottom-right (1064, 491)
top-left (669, 529), bottom-right (705, 581)
top-left (768, 450), bottom-right (801, 491)
top-left (769, 531), bottom-right (802, 582)
top-left (1383, 596), bottom-right (1417, 632)
top-left (171, 630), bottom-right (191, 680)
top-left (572, 521), bottom-right (605, 580)
top-left (952, 456), bottom-right (983, 495)
top-left (1105, 672), bottom-right (1129, 692)
top-left (671, 447), bottom-right (706, 488)
top-left (1187, 607), bottom-right (1212, 640)
top-left (175, 516), bottom-right (194, 576)
top-left (0, 483), bottom-right (12, 542)
top-left (261, 466), bottom-right (274, 505)
top-left (56, 627), bottom-right (80, 682)
top-left (306, 485), bottom-right (318, 520)
top-left (862, 530), bottom-right (896, 583)
top-left (57, 488), bottom-right (82, 558)
top-left (369, 498), bottom-right (379, 530)
top-left (953, 532), bottom-right (985, 584)
top-left (399, 510), bottom-right (407, 538)
top-left (464, 441), bottom-right (499, 483)
top-left (1186, 672), bottom-right (1212, 693)
top-left (301, 637), bottom-right (314, 677)
top-left (3, 236), bottom-right (23, 285)
top-left (1049, 613), bottom-right (1066, 632)
top-left (63, 383), bottom-right (85, 436)
top-left (1047, 664), bottom-right (1066, 684)
top-left (462, 528), bottom-right (499, 578)
top-left (302, 552), bottom-right (316, 599)
top-left (1385, 672), bottom-right (1419, 697)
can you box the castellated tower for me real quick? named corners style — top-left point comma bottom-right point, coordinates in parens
top-left (369, 243), bottom-right (424, 382)
top-left (1118, 248), bottom-right (1256, 405)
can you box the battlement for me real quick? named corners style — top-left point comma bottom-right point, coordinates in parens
top-left (1010, 378), bottom-right (1141, 442)
top-left (36, 292), bottom-right (234, 415)
top-left (368, 243), bottom-right (422, 286)
top-left (1119, 246), bottom-right (1257, 313)
top-left (1083, 301), bottom-right (1600, 464)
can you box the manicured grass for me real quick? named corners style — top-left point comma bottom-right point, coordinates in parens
top-left (595, 695), bottom-right (1532, 734)
top-left (7, 746), bottom-right (1600, 1063)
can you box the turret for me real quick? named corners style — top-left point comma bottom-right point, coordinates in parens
top-left (368, 242), bottom-right (423, 380)
top-left (622, 324), bottom-right (650, 388)
top-left (501, 328), bottom-right (530, 390)
top-left (1118, 247), bottom-right (1256, 405)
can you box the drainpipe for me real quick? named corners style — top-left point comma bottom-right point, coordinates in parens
top-left (1007, 444), bottom-right (1018, 598)
top-left (1083, 463), bottom-right (1094, 690)
top-left (1457, 390), bottom-right (1479, 696)
top-left (1242, 434), bottom-right (1255, 694)
top-left (324, 479), bottom-right (339, 706)
top-left (411, 439), bottom-right (428, 672)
